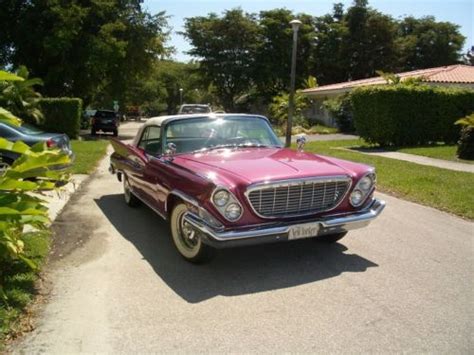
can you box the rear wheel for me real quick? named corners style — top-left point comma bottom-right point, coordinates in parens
top-left (170, 203), bottom-right (215, 263)
top-left (123, 176), bottom-right (140, 207)
top-left (316, 232), bottom-right (348, 243)
top-left (112, 129), bottom-right (118, 137)
top-left (91, 128), bottom-right (96, 136)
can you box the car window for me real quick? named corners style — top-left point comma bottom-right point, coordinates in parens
top-left (95, 111), bottom-right (116, 119)
top-left (138, 126), bottom-right (161, 155)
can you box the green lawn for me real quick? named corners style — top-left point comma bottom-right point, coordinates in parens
top-left (1, 231), bottom-right (50, 349)
top-left (396, 144), bottom-right (474, 164)
top-left (71, 140), bottom-right (110, 174)
top-left (304, 139), bottom-right (474, 220)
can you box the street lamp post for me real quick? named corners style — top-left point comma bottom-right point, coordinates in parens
top-left (286, 19), bottom-right (302, 148)
top-left (179, 88), bottom-right (183, 106)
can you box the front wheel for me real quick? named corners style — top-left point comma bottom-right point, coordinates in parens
top-left (316, 231), bottom-right (347, 243)
top-left (112, 129), bottom-right (118, 137)
top-left (170, 203), bottom-right (215, 263)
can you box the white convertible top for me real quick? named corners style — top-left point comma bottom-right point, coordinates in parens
top-left (144, 113), bottom-right (265, 127)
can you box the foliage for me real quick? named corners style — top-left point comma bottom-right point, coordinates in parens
top-left (465, 46), bottom-right (474, 65)
top-left (268, 90), bottom-right (311, 127)
top-left (396, 16), bottom-right (465, 71)
top-left (253, 9), bottom-right (315, 101)
top-left (322, 93), bottom-right (354, 132)
top-left (351, 85), bottom-right (474, 146)
top-left (38, 98), bottom-right (82, 139)
top-left (455, 113), bottom-right (474, 160)
top-left (182, 9), bottom-right (261, 111)
top-left (1, 0), bottom-right (170, 108)
top-left (0, 124), bottom-right (70, 302)
top-left (0, 66), bottom-right (44, 125)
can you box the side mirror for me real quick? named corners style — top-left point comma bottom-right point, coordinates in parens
top-left (296, 135), bottom-right (306, 152)
top-left (165, 142), bottom-right (177, 156)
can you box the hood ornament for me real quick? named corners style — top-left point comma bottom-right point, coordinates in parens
top-left (296, 135), bottom-right (306, 152)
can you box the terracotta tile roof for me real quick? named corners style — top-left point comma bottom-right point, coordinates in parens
top-left (302, 65), bottom-right (474, 94)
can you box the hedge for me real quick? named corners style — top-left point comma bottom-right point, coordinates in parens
top-left (351, 85), bottom-right (474, 146)
top-left (38, 98), bottom-right (82, 138)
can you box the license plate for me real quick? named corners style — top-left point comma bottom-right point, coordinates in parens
top-left (288, 222), bottom-right (320, 240)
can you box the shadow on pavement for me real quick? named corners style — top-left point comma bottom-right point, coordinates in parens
top-left (95, 193), bottom-right (378, 303)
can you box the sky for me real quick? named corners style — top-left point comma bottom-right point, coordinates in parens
top-left (143, 0), bottom-right (474, 62)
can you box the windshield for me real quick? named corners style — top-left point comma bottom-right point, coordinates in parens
top-left (164, 116), bottom-right (282, 154)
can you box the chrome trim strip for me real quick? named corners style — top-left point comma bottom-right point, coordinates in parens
top-left (244, 175), bottom-right (353, 219)
top-left (184, 198), bottom-right (385, 243)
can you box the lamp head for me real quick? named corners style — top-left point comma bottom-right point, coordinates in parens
top-left (290, 19), bottom-right (302, 32)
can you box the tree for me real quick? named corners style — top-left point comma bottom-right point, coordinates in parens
top-left (1, 0), bottom-right (170, 107)
top-left (396, 16), bottom-right (465, 70)
top-left (464, 46), bottom-right (474, 66)
top-left (183, 9), bottom-right (260, 111)
top-left (341, 0), bottom-right (398, 80)
top-left (253, 9), bottom-right (314, 100)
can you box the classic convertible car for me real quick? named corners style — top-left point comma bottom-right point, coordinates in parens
top-left (110, 114), bottom-right (385, 263)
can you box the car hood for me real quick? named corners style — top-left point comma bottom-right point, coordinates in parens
top-left (172, 147), bottom-right (363, 186)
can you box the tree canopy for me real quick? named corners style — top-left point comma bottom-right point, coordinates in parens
top-left (0, 0), bottom-right (171, 107)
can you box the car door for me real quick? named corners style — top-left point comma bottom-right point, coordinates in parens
top-left (134, 125), bottom-right (167, 212)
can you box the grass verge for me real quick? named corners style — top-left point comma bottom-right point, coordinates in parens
top-left (0, 231), bottom-right (50, 349)
top-left (395, 144), bottom-right (474, 164)
top-left (304, 139), bottom-right (474, 220)
top-left (71, 140), bottom-right (110, 174)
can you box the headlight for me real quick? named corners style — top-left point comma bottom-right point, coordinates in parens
top-left (211, 187), bottom-right (244, 221)
top-left (359, 176), bottom-right (373, 191)
top-left (350, 189), bottom-right (364, 206)
top-left (213, 189), bottom-right (229, 207)
top-left (350, 172), bottom-right (376, 207)
top-left (225, 203), bottom-right (242, 221)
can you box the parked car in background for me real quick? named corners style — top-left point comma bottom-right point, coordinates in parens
top-left (178, 104), bottom-right (212, 114)
top-left (125, 106), bottom-right (141, 121)
top-left (110, 113), bottom-right (385, 263)
top-left (91, 110), bottom-right (120, 136)
top-left (0, 121), bottom-right (74, 173)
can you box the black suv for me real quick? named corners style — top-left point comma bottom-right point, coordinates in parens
top-left (91, 110), bottom-right (119, 136)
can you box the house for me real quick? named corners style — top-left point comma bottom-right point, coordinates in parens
top-left (302, 64), bottom-right (474, 127)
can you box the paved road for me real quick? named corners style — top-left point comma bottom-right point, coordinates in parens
top-left (13, 123), bottom-right (473, 353)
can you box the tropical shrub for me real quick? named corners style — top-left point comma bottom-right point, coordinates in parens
top-left (455, 113), bottom-right (474, 160)
top-left (322, 93), bottom-right (354, 132)
top-left (0, 66), bottom-right (44, 125)
top-left (268, 90), bottom-right (311, 127)
top-left (0, 71), bottom-right (70, 301)
top-left (39, 98), bottom-right (82, 139)
top-left (351, 85), bottom-right (474, 146)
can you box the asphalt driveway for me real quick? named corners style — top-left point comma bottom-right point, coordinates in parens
top-left (13, 126), bottom-right (473, 353)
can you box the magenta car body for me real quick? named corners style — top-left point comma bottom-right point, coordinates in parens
top-left (110, 114), bottom-right (385, 262)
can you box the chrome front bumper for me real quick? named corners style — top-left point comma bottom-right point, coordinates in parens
top-left (183, 198), bottom-right (386, 248)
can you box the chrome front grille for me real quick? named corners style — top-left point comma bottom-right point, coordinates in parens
top-left (246, 177), bottom-right (351, 218)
